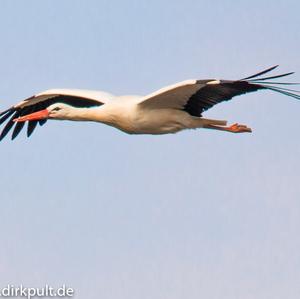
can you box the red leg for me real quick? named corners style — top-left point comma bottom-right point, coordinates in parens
top-left (204, 123), bottom-right (252, 133)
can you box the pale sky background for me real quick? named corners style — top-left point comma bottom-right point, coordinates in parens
top-left (0, 0), bottom-right (299, 298)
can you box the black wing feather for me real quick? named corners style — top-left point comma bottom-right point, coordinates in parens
top-left (185, 67), bottom-right (299, 117)
top-left (240, 65), bottom-right (279, 80)
top-left (0, 108), bottom-right (13, 117)
top-left (0, 111), bottom-right (20, 141)
top-left (39, 119), bottom-right (47, 126)
top-left (0, 94), bottom-right (103, 141)
top-left (12, 121), bottom-right (25, 140)
top-left (185, 81), bottom-right (264, 117)
top-left (247, 72), bottom-right (294, 82)
top-left (12, 106), bottom-right (35, 140)
top-left (0, 109), bottom-right (15, 125)
top-left (27, 120), bottom-right (38, 137)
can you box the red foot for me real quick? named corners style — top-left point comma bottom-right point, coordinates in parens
top-left (228, 123), bottom-right (252, 133)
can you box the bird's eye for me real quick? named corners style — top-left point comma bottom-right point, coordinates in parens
top-left (52, 107), bottom-right (61, 111)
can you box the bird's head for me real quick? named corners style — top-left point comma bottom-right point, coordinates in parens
top-left (13, 103), bottom-right (75, 122)
top-left (47, 103), bottom-right (74, 119)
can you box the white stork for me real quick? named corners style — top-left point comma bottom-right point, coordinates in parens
top-left (0, 65), bottom-right (299, 141)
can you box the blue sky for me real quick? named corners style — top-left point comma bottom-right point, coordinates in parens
top-left (0, 0), bottom-right (299, 298)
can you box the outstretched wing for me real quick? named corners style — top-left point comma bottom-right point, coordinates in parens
top-left (0, 89), bottom-right (113, 141)
top-left (138, 65), bottom-right (300, 117)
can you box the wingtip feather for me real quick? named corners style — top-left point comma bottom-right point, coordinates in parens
top-left (240, 65), bottom-right (280, 80)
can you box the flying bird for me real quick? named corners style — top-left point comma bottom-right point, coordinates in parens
top-left (0, 65), bottom-right (299, 141)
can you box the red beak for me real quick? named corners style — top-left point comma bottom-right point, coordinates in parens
top-left (13, 109), bottom-right (49, 122)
